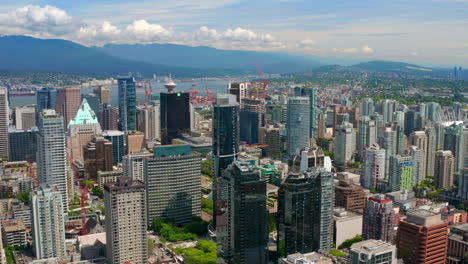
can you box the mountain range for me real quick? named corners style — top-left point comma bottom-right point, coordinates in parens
top-left (0, 35), bottom-right (449, 78)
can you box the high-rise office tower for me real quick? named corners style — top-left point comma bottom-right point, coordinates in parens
top-left (396, 210), bottom-right (448, 264)
top-left (102, 130), bottom-right (125, 165)
top-left (36, 87), bottom-right (57, 114)
top-left (459, 168), bottom-right (468, 203)
top-left (407, 146), bottom-right (424, 186)
top-left (37, 110), bottom-right (68, 212)
top-left (357, 116), bottom-right (376, 161)
top-left (362, 195), bottom-right (396, 243)
top-left (67, 99), bottom-right (102, 161)
top-left (93, 86), bottom-right (110, 104)
top-left (349, 240), bottom-right (397, 264)
top-left (122, 152), bottom-right (153, 182)
top-left (145, 145), bottom-right (201, 225)
top-left (0, 88), bottom-right (9, 160)
top-left (31, 185), bottom-right (66, 259)
top-left (294, 87), bottom-right (319, 138)
top-left (389, 154), bottom-right (413, 192)
top-left (227, 82), bottom-right (248, 103)
top-left (14, 105), bottom-right (36, 130)
top-left (126, 131), bottom-right (145, 154)
top-left (404, 110), bottom-right (418, 137)
top-left (360, 98), bottom-right (374, 117)
top-left (160, 78), bottom-right (190, 144)
top-left (105, 177), bottom-right (147, 264)
top-left (361, 144), bottom-right (386, 189)
top-left (409, 131), bottom-right (428, 180)
top-left (99, 104), bottom-right (119, 131)
top-left (118, 76), bottom-right (137, 133)
top-left (81, 93), bottom-right (101, 114)
top-left (213, 94), bottom-right (240, 178)
top-left (137, 104), bottom-right (160, 141)
top-left (222, 161), bottom-right (268, 264)
top-left (55, 87), bottom-right (81, 130)
top-left (380, 127), bottom-right (398, 181)
top-left (262, 124), bottom-right (282, 157)
top-left (335, 121), bottom-right (356, 166)
top-left (424, 126), bottom-right (437, 177)
top-left (83, 136), bottom-right (113, 179)
top-left (288, 147), bottom-right (328, 173)
top-left (239, 98), bottom-right (265, 144)
top-left (444, 124), bottom-right (464, 173)
top-left (434, 150), bottom-right (455, 189)
top-left (393, 122), bottom-right (405, 155)
top-left (8, 127), bottom-right (38, 162)
top-left (277, 168), bottom-right (334, 256)
top-left (287, 97), bottom-right (310, 156)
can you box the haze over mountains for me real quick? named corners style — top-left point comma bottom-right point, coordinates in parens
top-left (0, 35), bottom-right (447, 78)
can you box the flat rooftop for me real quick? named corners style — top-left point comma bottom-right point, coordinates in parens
top-left (405, 209), bottom-right (445, 227)
top-left (351, 239), bottom-right (395, 255)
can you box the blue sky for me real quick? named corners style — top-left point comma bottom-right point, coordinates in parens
top-left (0, 0), bottom-right (467, 66)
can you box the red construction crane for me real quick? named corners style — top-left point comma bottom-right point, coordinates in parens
top-left (205, 84), bottom-right (215, 102)
top-left (189, 84), bottom-right (200, 102)
top-left (255, 63), bottom-right (267, 100)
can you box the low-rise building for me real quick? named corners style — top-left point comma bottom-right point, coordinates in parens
top-left (448, 223), bottom-right (468, 264)
top-left (97, 168), bottom-right (123, 189)
top-left (333, 208), bottom-right (363, 248)
top-left (1, 219), bottom-right (27, 246)
top-left (349, 239), bottom-right (397, 264)
top-left (280, 252), bottom-right (332, 264)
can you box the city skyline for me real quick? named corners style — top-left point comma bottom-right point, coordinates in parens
top-left (0, 1), bottom-right (467, 66)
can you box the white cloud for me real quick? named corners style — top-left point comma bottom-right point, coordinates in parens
top-left (298, 38), bottom-right (317, 47)
top-left (78, 21), bottom-right (120, 41)
top-left (0, 5), bottom-right (74, 35)
top-left (333, 45), bottom-right (374, 54)
top-left (223, 27), bottom-right (258, 41)
top-left (125, 20), bottom-right (172, 42)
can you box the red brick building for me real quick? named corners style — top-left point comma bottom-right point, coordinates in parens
top-left (397, 210), bottom-right (448, 264)
top-left (335, 180), bottom-right (367, 213)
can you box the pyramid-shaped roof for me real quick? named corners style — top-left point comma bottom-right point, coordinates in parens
top-left (68, 98), bottom-right (99, 128)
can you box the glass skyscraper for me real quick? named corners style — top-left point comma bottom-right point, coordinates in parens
top-left (36, 87), bottom-right (57, 114)
top-left (102, 130), bottom-right (125, 165)
top-left (277, 167), bottom-right (334, 257)
top-left (287, 97), bottom-right (310, 156)
top-left (118, 76), bottom-right (137, 132)
top-left (160, 92), bottom-right (191, 144)
top-left (8, 127), bottom-right (38, 162)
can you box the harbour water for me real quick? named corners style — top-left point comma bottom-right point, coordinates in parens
top-left (9, 79), bottom-right (234, 108)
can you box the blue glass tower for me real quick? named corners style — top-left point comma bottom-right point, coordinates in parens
top-left (287, 97), bottom-right (310, 156)
top-left (36, 87), bottom-right (57, 113)
top-left (118, 76), bottom-right (136, 132)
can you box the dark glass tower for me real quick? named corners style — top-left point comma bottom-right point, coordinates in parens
top-left (8, 127), bottom-right (38, 162)
top-left (36, 87), bottom-right (57, 113)
top-left (118, 76), bottom-right (136, 132)
top-left (160, 92), bottom-right (191, 144)
top-left (223, 161), bottom-right (268, 264)
top-left (212, 94), bottom-right (240, 246)
top-left (277, 167), bottom-right (334, 257)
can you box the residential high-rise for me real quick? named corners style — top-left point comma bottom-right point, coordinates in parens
top-left (357, 116), bottom-right (376, 161)
top-left (459, 168), bottom-right (468, 203)
top-left (277, 168), bottom-right (334, 257)
top-left (118, 76), bottom-right (137, 133)
top-left (425, 126), bottom-right (437, 177)
top-left (380, 99), bottom-right (397, 123)
top-left (349, 240), bottom-right (397, 264)
top-left (335, 121), bottom-right (356, 166)
top-left (444, 124), bottom-right (464, 173)
top-left (389, 154), bottom-right (413, 192)
top-left (335, 180), bottom-right (367, 213)
top-left (67, 99), bottom-right (102, 161)
top-left (93, 86), bottom-right (110, 104)
top-left (126, 131), bottom-right (145, 154)
top-left (262, 124), bottom-right (282, 157)
top-left (222, 161), bottom-right (268, 264)
top-left (36, 87), bottom-right (57, 115)
top-left (396, 210), bottom-right (448, 264)
top-left (404, 110), bottom-right (418, 137)
top-left (239, 98), bottom-right (265, 144)
top-left (55, 87), bottom-right (81, 130)
top-left (359, 98), bottom-right (374, 117)
top-left (407, 146), bottom-right (424, 186)
top-left (137, 104), bottom-right (160, 141)
top-left (160, 79), bottom-right (191, 144)
top-left (0, 88), bottom-right (9, 160)
top-left (8, 127), bottom-right (38, 162)
top-left (83, 136), bottom-right (113, 179)
top-left (102, 130), bottom-right (125, 165)
top-left (104, 177), bottom-right (147, 264)
top-left (37, 110), bottom-right (68, 212)
top-left (434, 150), bottom-right (455, 189)
top-left (409, 131), bottom-right (428, 180)
top-left (288, 147), bottom-right (328, 173)
top-left (425, 102), bottom-right (442, 123)
top-left (287, 97), bottom-right (310, 156)
top-left (145, 145), bottom-right (201, 225)
top-left (122, 152), bottom-right (153, 182)
top-left (361, 144), bottom-right (386, 190)
top-left (14, 105), bottom-right (36, 130)
top-left (98, 104), bottom-right (119, 131)
top-left (380, 127), bottom-right (398, 181)
top-left (31, 185), bottom-right (66, 259)
top-left (362, 195), bottom-right (396, 243)
top-left (294, 87), bottom-right (319, 138)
